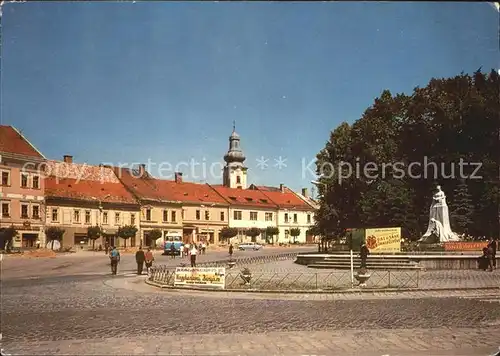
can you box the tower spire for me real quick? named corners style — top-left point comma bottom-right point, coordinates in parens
top-left (232, 120), bottom-right (236, 132)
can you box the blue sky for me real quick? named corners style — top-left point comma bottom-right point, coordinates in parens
top-left (2, 2), bottom-right (498, 193)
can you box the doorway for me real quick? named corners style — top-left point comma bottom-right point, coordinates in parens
top-left (21, 233), bottom-right (38, 248)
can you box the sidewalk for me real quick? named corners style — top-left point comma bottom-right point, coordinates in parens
top-left (4, 327), bottom-right (499, 355)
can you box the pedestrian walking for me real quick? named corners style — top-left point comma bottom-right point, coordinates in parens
top-left (360, 243), bottom-right (369, 269)
top-left (170, 243), bottom-right (176, 259)
top-left (145, 248), bottom-right (154, 273)
top-left (109, 246), bottom-right (120, 275)
top-left (179, 242), bottom-right (184, 258)
top-left (190, 245), bottom-right (198, 267)
top-left (185, 243), bottom-right (190, 258)
top-left (229, 243), bottom-right (233, 258)
top-left (487, 237), bottom-right (497, 269)
top-left (135, 246), bottom-right (146, 275)
top-left (202, 241), bottom-right (206, 254)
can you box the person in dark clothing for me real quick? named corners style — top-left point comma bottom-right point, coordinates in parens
top-left (487, 237), bottom-right (497, 269)
top-left (229, 244), bottom-right (234, 258)
top-left (478, 247), bottom-right (491, 271)
top-left (360, 243), bottom-right (369, 269)
top-left (190, 245), bottom-right (197, 267)
top-left (135, 246), bottom-right (146, 275)
top-left (170, 243), bottom-right (176, 259)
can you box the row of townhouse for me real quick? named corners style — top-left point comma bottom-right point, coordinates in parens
top-left (0, 125), bottom-right (318, 249)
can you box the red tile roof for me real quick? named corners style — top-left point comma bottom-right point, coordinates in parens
top-left (0, 125), bottom-right (44, 158)
top-left (254, 186), bottom-right (313, 210)
top-left (45, 176), bottom-right (138, 205)
top-left (209, 185), bottom-right (278, 209)
top-left (113, 168), bottom-right (228, 205)
top-left (45, 160), bottom-right (120, 183)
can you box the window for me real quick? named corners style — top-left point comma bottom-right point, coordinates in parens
top-left (73, 210), bottom-right (80, 223)
top-left (236, 176), bottom-right (241, 184)
top-left (265, 212), bottom-right (273, 221)
top-left (250, 212), bottom-right (258, 221)
top-left (1, 202), bottom-right (9, 217)
top-left (52, 209), bottom-right (58, 222)
top-left (307, 214), bottom-right (311, 224)
top-left (1, 171), bottom-right (10, 186)
top-left (171, 211), bottom-right (176, 222)
top-left (102, 212), bottom-right (108, 224)
top-left (130, 213), bottom-right (136, 226)
top-left (21, 173), bottom-right (28, 188)
top-left (233, 210), bottom-right (242, 220)
top-left (21, 204), bottom-right (29, 219)
top-left (284, 213), bottom-right (289, 223)
top-left (85, 210), bottom-right (91, 224)
top-left (196, 210), bottom-right (200, 220)
top-left (32, 175), bottom-right (40, 189)
top-left (293, 214), bottom-right (298, 223)
top-left (32, 205), bottom-right (40, 219)
top-left (145, 208), bottom-right (151, 221)
top-left (205, 211), bottom-right (210, 220)
top-left (163, 210), bottom-right (168, 222)
top-left (220, 211), bottom-right (225, 221)
top-left (115, 212), bottom-right (121, 225)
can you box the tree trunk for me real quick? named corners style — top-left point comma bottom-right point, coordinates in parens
top-left (92, 239), bottom-right (96, 251)
top-left (123, 238), bottom-right (127, 248)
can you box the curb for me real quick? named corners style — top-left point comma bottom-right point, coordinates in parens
top-left (144, 279), bottom-right (500, 295)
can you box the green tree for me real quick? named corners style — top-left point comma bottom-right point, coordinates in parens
top-left (0, 226), bottom-right (17, 251)
top-left (220, 227), bottom-right (238, 243)
top-left (289, 228), bottom-right (301, 243)
top-left (117, 225), bottom-right (138, 248)
top-left (314, 69), bottom-right (499, 240)
top-left (147, 229), bottom-right (163, 247)
top-left (245, 227), bottom-right (261, 242)
top-left (265, 226), bottom-right (279, 244)
top-left (87, 226), bottom-right (102, 250)
top-left (450, 180), bottom-right (474, 235)
top-left (45, 227), bottom-right (65, 250)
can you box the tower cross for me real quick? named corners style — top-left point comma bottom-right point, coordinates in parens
top-left (233, 120), bottom-right (236, 132)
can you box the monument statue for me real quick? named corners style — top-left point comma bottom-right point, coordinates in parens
top-left (420, 185), bottom-right (460, 242)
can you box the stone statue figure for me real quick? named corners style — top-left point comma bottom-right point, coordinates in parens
top-left (420, 185), bottom-right (460, 242)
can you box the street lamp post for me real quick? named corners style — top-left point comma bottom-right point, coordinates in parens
top-left (91, 195), bottom-right (110, 252)
top-left (312, 179), bottom-right (354, 288)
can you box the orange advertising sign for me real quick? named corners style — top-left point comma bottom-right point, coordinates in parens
top-left (444, 242), bottom-right (488, 251)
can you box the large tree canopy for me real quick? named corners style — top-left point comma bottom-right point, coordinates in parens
top-left (314, 70), bottom-right (499, 240)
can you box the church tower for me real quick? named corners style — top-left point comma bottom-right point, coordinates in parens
top-left (223, 122), bottom-right (247, 189)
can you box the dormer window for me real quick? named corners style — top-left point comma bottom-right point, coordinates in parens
top-left (184, 192), bottom-right (188, 196)
top-left (229, 196), bottom-right (237, 200)
top-left (245, 197), bottom-right (253, 202)
top-left (260, 199), bottom-right (268, 203)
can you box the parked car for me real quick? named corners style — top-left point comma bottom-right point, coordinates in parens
top-left (238, 242), bottom-right (263, 251)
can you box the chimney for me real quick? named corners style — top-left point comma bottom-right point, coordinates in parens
top-left (138, 164), bottom-right (146, 176)
top-left (279, 183), bottom-right (284, 192)
top-left (175, 172), bottom-right (183, 183)
top-left (63, 155), bottom-right (73, 163)
top-left (302, 188), bottom-right (308, 197)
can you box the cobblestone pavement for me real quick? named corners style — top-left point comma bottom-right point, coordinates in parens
top-left (2, 253), bottom-right (500, 355)
top-left (2, 271), bottom-right (500, 355)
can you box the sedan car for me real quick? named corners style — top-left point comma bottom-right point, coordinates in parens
top-left (238, 242), bottom-right (263, 251)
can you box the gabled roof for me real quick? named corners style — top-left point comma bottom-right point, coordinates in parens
top-left (0, 125), bottom-right (45, 159)
top-left (45, 176), bottom-right (138, 205)
top-left (112, 167), bottom-right (228, 205)
top-left (252, 185), bottom-right (314, 211)
top-left (209, 185), bottom-right (278, 209)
